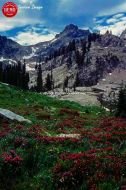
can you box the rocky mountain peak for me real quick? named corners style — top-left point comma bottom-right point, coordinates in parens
top-left (63, 24), bottom-right (79, 32)
top-left (56, 24), bottom-right (90, 40)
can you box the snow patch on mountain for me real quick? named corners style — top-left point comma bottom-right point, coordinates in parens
top-left (23, 47), bottom-right (38, 59)
top-left (0, 57), bottom-right (17, 64)
top-left (26, 62), bottom-right (36, 71)
top-left (26, 65), bottom-right (35, 71)
top-left (50, 38), bottom-right (57, 43)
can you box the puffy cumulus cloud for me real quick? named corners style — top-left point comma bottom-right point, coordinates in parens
top-left (113, 13), bottom-right (124, 18)
top-left (95, 14), bottom-right (126, 36)
top-left (94, 18), bottom-right (106, 24)
top-left (106, 13), bottom-right (125, 24)
top-left (0, 17), bottom-right (40, 32)
top-left (10, 25), bottom-right (56, 45)
top-left (106, 18), bottom-right (118, 24)
top-left (23, 24), bottom-right (48, 33)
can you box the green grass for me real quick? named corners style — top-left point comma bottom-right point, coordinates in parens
top-left (0, 83), bottom-right (104, 111)
top-left (0, 82), bottom-right (105, 127)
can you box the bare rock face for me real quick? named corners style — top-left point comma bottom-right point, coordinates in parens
top-left (0, 108), bottom-right (32, 124)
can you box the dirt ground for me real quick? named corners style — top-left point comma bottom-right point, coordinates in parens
top-left (59, 92), bottom-right (100, 106)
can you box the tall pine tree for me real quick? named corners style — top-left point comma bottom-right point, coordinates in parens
top-left (116, 87), bottom-right (126, 118)
top-left (45, 73), bottom-right (52, 91)
top-left (36, 64), bottom-right (43, 92)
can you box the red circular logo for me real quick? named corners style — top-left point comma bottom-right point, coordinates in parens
top-left (2, 2), bottom-right (18, 18)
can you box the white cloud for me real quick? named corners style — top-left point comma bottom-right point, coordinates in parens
top-left (106, 18), bottom-right (118, 24)
top-left (106, 13), bottom-right (126, 25)
top-left (95, 18), bottom-right (105, 24)
top-left (95, 19), bottom-right (126, 36)
top-left (120, 16), bottom-right (126, 21)
top-left (10, 29), bottom-right (56, 45)
top-left (0, 17), bottom-right (40, 32)
top-left (94, 12), bottom-right (126, 36)
top-left (113, 13), bottom-right (124, 19)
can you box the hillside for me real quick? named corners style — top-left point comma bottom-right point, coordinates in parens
top-left (0, 83), bottom-right (126, 189)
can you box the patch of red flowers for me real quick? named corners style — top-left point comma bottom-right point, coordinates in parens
top-left (0, 121), bottom-right (12, 138)
top-left (2, 150), bottom-right (23, 166)
top-left (15, 125), bottom-right (24, 131)
top-left (28, 125), bottom-right (44, 137)
top-left (14, 137), bottom-right (28, 148)
top-left (59, 108), bottom-right (80, 117)
top-left (53, 117), bottom-right (126, 189)
top-left (53, 151), bottom-right (125, 189)
top-left (56, 116), bottom-right (85, 131)
top-left (36, 136), bottom-right (80, 144)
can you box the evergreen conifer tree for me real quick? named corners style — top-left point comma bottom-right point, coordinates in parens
top-left (36, 64), bottom-right (43, 92)
top-left (116, 87), bottom-right (126, 118)
top-left (45, 73), bottom-right (52, 91)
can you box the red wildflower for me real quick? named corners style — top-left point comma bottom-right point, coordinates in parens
top-left (2, 150), bottom-right (23, 166)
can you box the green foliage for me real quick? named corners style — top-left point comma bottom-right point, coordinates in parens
top-left (45, 73), bottom-right (52, 91)
top-left (98, 182), bottom-right (119, 190)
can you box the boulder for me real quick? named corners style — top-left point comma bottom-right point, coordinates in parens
top-left (0, 108), bottom-right (32, 124)
top-left (57, 134), bottom-right (81, 139)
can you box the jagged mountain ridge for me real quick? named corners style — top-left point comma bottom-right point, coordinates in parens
top-left (0, 24), bottom-right (90, 61)
top-left (0, 24), bottom-right (126, 88)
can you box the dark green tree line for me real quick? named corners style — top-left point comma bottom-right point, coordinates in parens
top-left (0, 60), bottom-right (29, 90)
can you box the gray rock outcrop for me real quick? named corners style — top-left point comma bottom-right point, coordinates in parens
top-left (0, 108), bottom-right (32, 124)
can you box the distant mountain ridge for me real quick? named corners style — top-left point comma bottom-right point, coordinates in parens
top-left (0, 24), bottom-right (91, 61)
top-left (0, 24), bottom-right (126, 88)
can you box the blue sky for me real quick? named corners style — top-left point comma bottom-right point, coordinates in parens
top-left (0, 0), bottom-right (126, 45)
